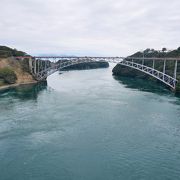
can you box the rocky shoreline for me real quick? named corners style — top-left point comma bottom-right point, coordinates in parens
top-left (0, 81), bottom-right (38, 91)
top-left (0, 57), bottom-right (37, 90)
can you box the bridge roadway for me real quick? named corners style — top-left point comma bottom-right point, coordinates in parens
top-left (16, 56), bottom-right (180, 90)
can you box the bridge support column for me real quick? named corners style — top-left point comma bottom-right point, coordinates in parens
top-left (34, 59), bottom-right (37, 74)
top-left (142, 58), bottom-right (144, 65)
top-left (28, 58), bottom-right (33, 74)
top-left (37, 59), bottom-right (39, 74)
top-left (152, 60), bottom-right (155, 69)
top-left (39, 59), bottom-right (41, 73)
top-left (174, 60), bottom-right (178, 79)
top-left (152, 60), bottom-right (155, 74)
top-left (163, 60), bottom-right (166, 80)
top-left (163, 60), bottom-right (166, 73)
top-left (45, 60), bottom-right (47, 71)
top-left (141, 58), bottom-right (144, 70)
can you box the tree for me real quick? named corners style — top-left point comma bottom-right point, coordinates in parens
top-left (162, 48), bottom-right (167, 52)
top-left (0, 68), bottom-right (17, 84)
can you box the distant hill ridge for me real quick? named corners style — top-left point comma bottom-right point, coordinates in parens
top-left (130, 47), bottom-right (180, 58)
top-left (0, 46), bottom-right (29, 58)
top-left (113, 47), bottom-right (180, 92)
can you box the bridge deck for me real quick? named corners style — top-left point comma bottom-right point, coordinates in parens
top-left (15, 56), bottom-right (179, 90)
top-left (16, 56), bottom-right (180, 61)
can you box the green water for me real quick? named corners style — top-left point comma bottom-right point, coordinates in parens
top-left (0, 65), bottom-right (180, 180)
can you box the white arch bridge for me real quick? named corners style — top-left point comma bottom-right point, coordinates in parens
top-left (17, 56), bottom-right (180, 90)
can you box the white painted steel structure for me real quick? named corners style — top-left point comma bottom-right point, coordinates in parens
top-left (31, 57), bottom-right (123, 81)
top-left (119, 59), bottom-right (177, 89)
top-left (16, 56), bottom-right (179, 89)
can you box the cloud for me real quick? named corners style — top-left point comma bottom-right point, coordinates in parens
top-left (0, 0), bottom-right (180, 56)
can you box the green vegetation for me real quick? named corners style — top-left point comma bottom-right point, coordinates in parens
top-left (0, 67), bottom-right (17, 84)
top-left (113, 47), bottom-right (180, 92)
top-left (128, 47), bottom-right (180, 81)
top-left (0, 46), bottom-right (28, 57)
top-left (130, 47), bottom-right (180, 58)
top-left (61, 61), bottom-right (109, 71)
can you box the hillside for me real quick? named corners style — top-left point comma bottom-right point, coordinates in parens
top-left (0, 46), bottom-right (37, 89)
top-left (129, 47), bottom-right (180, 58)
top-left (0, 46), bottom-right (109, 90)
top-left (0, 46), bottom-right (29, 58)
top-left (113, 47), bottom-right (180, 92)
top-left (0, 57), bottom-right (37, 88)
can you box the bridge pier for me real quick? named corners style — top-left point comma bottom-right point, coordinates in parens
top-left (152, 59), bottom-right (155, 69)
top-left (34, 59), bottom-right (37, 74)
top-left (37, 59), bottom-right (39, 74)
top-left (174, 60), bottom-right (178, 79)
top-left (28, 58), bottom-right (33, 74)
top-left (141, 58), bottom-right (144, 70)
top-left (163, 60), bottom-right (166, 74)
top-left (142, 58), bottom-right (144, 65)
top-left (45, 60), bottom-right (47, 71)
top-left (163, 60), bottom-right (166, 80)
top-left (152, 59), bottom-right (155, 74)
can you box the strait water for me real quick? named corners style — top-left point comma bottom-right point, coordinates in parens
top-left (0, 65), bottom-right (180, 180)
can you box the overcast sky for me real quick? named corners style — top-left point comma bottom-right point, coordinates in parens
top-left (0, 0), bottom-right (180, 56)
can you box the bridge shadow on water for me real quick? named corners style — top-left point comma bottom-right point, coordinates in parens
top-left (0, 81), bottom-right (47, 101)
top-left (113, 75), bottom-right (180, 98)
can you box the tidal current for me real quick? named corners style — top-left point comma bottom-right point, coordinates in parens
top-left (0, 64), bottom-right (180, 180)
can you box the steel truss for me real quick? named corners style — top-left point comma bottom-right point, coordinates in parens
top-left (16, 56), bottom-right (179, 90)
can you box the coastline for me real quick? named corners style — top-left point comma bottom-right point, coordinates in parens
top-left (0, 81), bottom-right (38, 91)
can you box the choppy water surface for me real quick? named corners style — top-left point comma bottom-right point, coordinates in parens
top-left (0, 65), bottom-right (180, 180)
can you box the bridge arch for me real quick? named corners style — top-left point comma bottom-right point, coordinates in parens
top-left (118, 58), bottom-right (178, 89)
top-left (33, 58), bottom-right (114, 81)
top-left (16, 56), bottom-right (179, 90)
